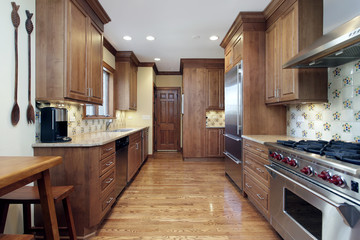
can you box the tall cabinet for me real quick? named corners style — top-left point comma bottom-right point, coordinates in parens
top-left (36, 0), bottom-right (109, 104)
top-left (182, 59), bottom-right (224, 159)
top-left (265, 0), bottom-right (327, 104)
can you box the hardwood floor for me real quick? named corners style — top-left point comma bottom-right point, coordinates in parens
top-left (93, 152), bottom-right (280, 240)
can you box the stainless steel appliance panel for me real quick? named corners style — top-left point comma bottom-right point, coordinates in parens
top-left (115, 137), bottom-right (129, 197)
top-left (224, 135), bottom-right (242, 160)
top-left (266, 164), bottom-right (360, 240)
top-left (225, 153), bottom-right (243, 189)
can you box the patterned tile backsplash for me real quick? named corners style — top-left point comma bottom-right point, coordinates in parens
top-left (287, 59), bottom-right (360, 143)
top-left (206, 110), bottom-right (225, 127)
top-left (35, 104), bottom-right (126, 142)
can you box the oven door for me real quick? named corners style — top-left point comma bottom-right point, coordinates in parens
top-left (265, 164), bottom-right (360, 240)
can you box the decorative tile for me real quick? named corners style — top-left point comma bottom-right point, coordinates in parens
top-left (355, 111), bottom-right (360, 121)
top-left (296, 122), bottom-right (302, 128)
top-left (296, 105), bottom-right (302, 111)
top-left (333, 112), bottom-right (341, 121)
top-left (343, 99), bottom-right (353, 109)
top-left (343, 76), bottom-right (353, 86)
top-left (308, 122), bottom-right (314, 130)
top-left (333, 67), bottom-right (341, 77)
top-left (355, 61), bottom-right (360, 72)
top-left (332, 134), bottom-right (341, 140)
top-left (324, 103), bottom-right (331, 110)
top-left (332, 89), bottom-right (341, 99)
top-left (355, 86), bottom-right (360, 96)
top-left (354, 136), bottom-right (360, 143)
top-left (308, 104), bottom-right (315, 111)
top-left (323, 122), bottom-right (331, 131)
top-left (315, 132), bottom-right (323, 139)
top-left (342, 123), bottom-right (352, 133)
top-left (315, 113), bottom-right (322, 120)
top-left (302, 130), bottom-right (308, 138)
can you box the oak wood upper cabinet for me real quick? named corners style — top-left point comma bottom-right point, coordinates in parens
top-left (205, 68), bottom-right (224, 110)
top-left (224, 33), bottom-right (243, 73)
top-left (225, 46), bottom-right (233, 73)
top-left (128, 132), bottom-right (142, 181)
top-left (115, 52), bottom-right (139, 110)
top-left (233, 34), bottom-right (243, 66)
top-left (36, 0), bottom-right (109, 104)
top-left (205, 128), bottom-right (224, 157)
top-left (265, 0), bottom-right (327, 104)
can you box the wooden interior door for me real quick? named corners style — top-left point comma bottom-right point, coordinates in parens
top-left (155, 88), bottom-right (181, 151)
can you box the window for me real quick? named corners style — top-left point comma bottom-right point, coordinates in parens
top-left (84, 62), bottom-right (114, 119)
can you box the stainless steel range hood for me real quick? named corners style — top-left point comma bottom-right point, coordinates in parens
top-left (283, 15), bottom-right (360, 69)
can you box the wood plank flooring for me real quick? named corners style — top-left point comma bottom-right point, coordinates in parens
top-left (92, 152), bottom-right (280, 240)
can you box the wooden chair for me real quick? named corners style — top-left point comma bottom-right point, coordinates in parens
top-left (0, 234), bottom-right (34, 240)
top-left (0, 186), bottom-right (76, 240)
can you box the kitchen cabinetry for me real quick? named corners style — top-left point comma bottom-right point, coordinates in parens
top-left (142, 128), bottom-right (149, 162)
top-left (115, 52), bottom-right (139, 110)
top-left (224, 34), bottom-right (243, 72)
top-left (182, 59), bottom-right (224, 159)
top-left (205, 69), bottom-right (224, 110)
top-left (243, 139), bottom-right (270, 220)
top-left (220, 12), bottom-right (286, 135)
top-left (205, 128), bottom-right (224, 157)
top-left (265, 0), bottom-right (327, 104)
top-left (36, 0), bottom-right (109, 104)
top-left (128, 132), bottom-right (142, 181)
top-left (33, 141), bottom-right (116, 237)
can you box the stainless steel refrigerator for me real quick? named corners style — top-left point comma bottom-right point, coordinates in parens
top-left (224, 61), bottom-right (243, 190)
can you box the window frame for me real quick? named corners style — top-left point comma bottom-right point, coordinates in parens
top-left (83, 61), bottom-right (115, 120)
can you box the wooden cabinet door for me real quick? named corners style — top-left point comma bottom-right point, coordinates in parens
top-left (280, 4), bottom-right (299, 102)
top-left (233, 34), bottom-right (243, 65)
top-left (66, 0), bottom-right (88, 102)
top-left (265, 21), bottom-right (280, 103)
top-left (205, 128), bottom-right (222, 157)
top-left (130, 64), bottom-right (137, 110)
top-left (220, 129), bottom-right (224, 157)
top-left (127, 142), bottom-right (137, 181)
top-left (205, 68), bottom-right (224, 110)
top-left (224, 46), bottom-right (233, 73)
top-left (88, 20), bottom-right (103, 104)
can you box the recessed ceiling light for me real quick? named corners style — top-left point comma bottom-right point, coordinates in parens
top-left (123, 35), bottom-right (132, 41)
top-left (146, 36), bottom-right (155, 41)
top-left (154, 58), bottom-right (161, 61)
top-left (209, 35), bottom-right (219, 41)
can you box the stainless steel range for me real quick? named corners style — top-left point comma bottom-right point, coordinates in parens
top-left (265, 140), bottom-right (360, 240)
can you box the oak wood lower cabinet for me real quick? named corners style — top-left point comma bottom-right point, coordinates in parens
top-left (243, 139), bottom-right (270, 220)
top-left (205, 128), bottom-right (224, 157)
top-left (142, 128), bottom-right (149, 163)
top-left (33, 142), bottom-right (116, 238)
top-left (36, 0), bottom-right (104, 105)
top-left (128, 132), bottom-right (142, 181)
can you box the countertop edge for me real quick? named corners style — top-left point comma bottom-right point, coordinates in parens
top-left (32, 126), bottom-right (149, 148)
top-left (242, 135), bottom-right (305, 145)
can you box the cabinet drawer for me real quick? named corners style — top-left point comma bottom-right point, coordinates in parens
top-left (100, 189), bottom-right (116, 218)
top-left (100, 142), bottom-right (115, 159)
top-left (99, 153), bottom-right (115, 176)
top-left (243, 139), bottom-right (268, 159)
top-left (244, 151), bottom-right (270, 187)
top-left (244, 171), bottom-right (269, 214)
top-left (100, 168), bottom-right (115, 195)
top-left (129, 131), bottom-right (141, 143)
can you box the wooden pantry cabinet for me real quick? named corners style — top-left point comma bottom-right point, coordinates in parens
top-left (243, 139), bottom-right (270, 220)
top-left (265, 0), bottom-right (327, 104)
top-left (33, 141), bottom-right (116, 237)
top-left (36, 0), bottom-right (109, 104)
top-left (115, 52), bottom-right (139, 110)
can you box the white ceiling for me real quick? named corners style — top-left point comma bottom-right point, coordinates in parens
top-left (99, 0), bottom-right (271, 72)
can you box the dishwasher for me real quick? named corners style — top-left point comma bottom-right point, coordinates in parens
top-left (115, 136), bottom-right (129, 197)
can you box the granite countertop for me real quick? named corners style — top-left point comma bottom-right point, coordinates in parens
top-left (32, 126), bottom-right (149, 148)
top-left (242, 135), bottom-right (305, 144)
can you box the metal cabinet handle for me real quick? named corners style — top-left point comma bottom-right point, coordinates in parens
top-left (223, 152), bottom-right (241, 164)
top-left (245, 144), bottom-right (250, 147)
top-left (105, 178), bottom-right (113, 184)
top-left (245, 160), bottom-right (253, 166)
top-left (256, 167), bottom-right (264, 173)
top-left (106, 197), bottom-right (114, 204)
top-left (256, 194), bottom-right (264, 200)
top-left (105, 147), bottom-right (113, 152)
top-left (136, 143), bottom-right (139, 150)
top-left (105, 161), bottom-right (113, 166)
top-left (256, 148), bottom-right (264, 153)
top-left (224, 134), bottom-right (242, 142)
top-left (245, 183), bottom-right (252, 188)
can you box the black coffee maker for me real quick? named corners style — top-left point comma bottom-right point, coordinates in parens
top-left (40, 107), bottom-right (71, 142)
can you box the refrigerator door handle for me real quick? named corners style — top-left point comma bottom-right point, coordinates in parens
top-left (224, 133), bottom-right (242, 142)
top-left (224, 152), bottom-right (242, 164)
top-left (236, 61), bottom-right (243, 136)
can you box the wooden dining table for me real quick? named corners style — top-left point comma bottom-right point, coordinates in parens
top-left (0, 156), bottom-right (62, 240)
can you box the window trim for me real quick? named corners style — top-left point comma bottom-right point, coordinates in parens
top-left (83, 61), bottom-right (115, 120)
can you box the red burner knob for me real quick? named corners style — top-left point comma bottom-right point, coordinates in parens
top-left (270, 152), bottom-right (277, 158)
top-left (276, 154), bottom-right (283, 161)
top-left (329, 175), bottom-right (346, 188)
top-left (317, 171), bottom-right (330, 180)
top-left (282, 157), bottom-right (289, 163)
top-left (300, 166), bottom-right (313, 176)
top-left (288, 159), bottom-right (298, 167)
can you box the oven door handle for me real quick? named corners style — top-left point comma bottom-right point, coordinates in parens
top-left (265, 164), bottom-right (360, 228)
top-left (223, 152), bottom-right (242, 165)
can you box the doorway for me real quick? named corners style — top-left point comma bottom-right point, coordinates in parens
top-left (154, 87), bottom-right (181, 151)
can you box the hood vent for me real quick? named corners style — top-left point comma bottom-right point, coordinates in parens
top-left (283, 15), bottom-right (360, 69)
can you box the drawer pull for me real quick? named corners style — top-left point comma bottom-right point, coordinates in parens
top-left (256, 167), bottom-right (264, 173)
top-left (106, 197), bottom-right (114, 204)
top-left (245, 183), bottom-right (252, 188)
top-left (105, 178), bottom-right (114, 184)
top-left (256, 148), bottom-right (264, 153)
top-left (245, 160), bottom-right (252, 165)
top-left (245, 144), bottom-right (250, 147)
top-left (105, 161), bottom-right (113, 166)
top-left (105, 147), bottom-right (113, 152)
top-left (256, 194), bottom-right (264, 200)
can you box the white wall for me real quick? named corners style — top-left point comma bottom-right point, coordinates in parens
top-left (324, 0), bottom-right (360, 33)
top-left (0, 0), bottom-right (36, 233)
top-left (126, 67), bottom-right (154, 154)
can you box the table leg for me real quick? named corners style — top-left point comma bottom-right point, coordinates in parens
top-left (37, 170), bottom-right (59, 240)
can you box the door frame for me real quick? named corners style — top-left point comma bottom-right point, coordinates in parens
top-left (154, 87), bottom-right (181, 152)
